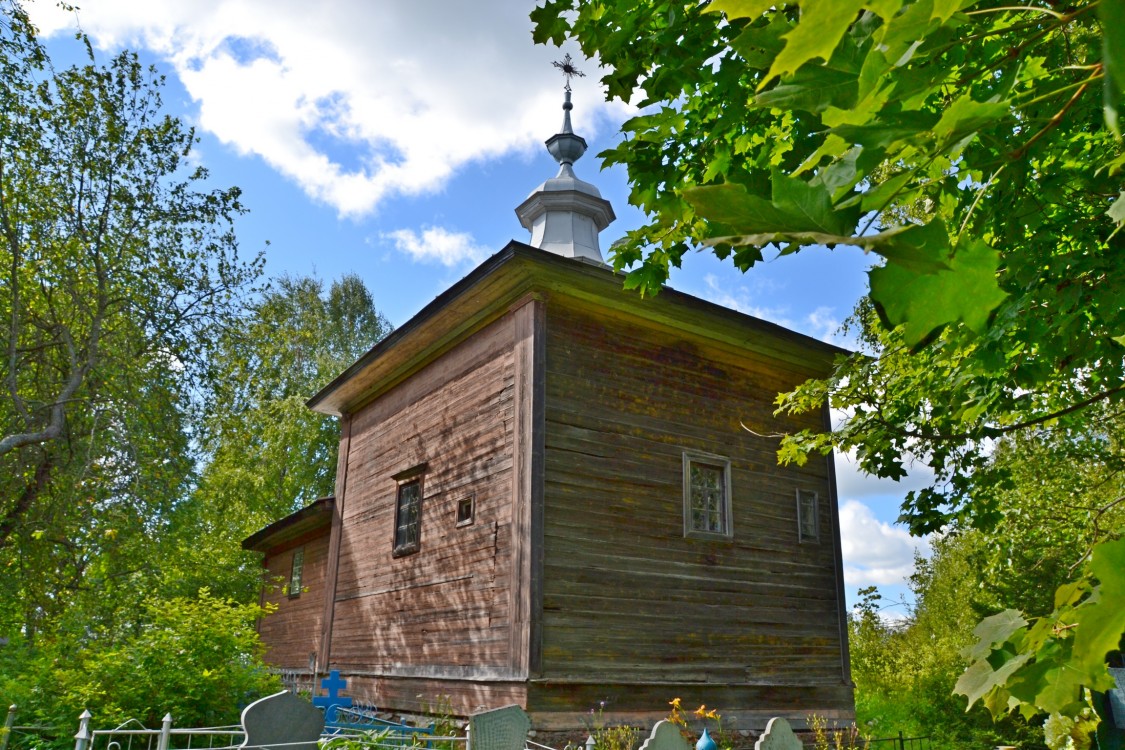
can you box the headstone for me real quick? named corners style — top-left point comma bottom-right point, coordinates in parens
top-left (754, 718), bottom-right (801, 750)
top-left (468, 705), bottom-right (530, 750)
top-left (240, 691), bottom-right (324, 750)
top-left (312, 670), bottom-right (354, 723)
top-left (637, 720), bottom-right (692, 750)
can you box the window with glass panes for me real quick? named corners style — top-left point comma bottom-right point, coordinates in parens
top-left (393, 476), bottom-right (423, 556)
top-left (683, 452), bottom-right (732, 539)
top-left (797, 489), bottom-right (819, 542)
top-left (288, 546), bottom-right (304, 597)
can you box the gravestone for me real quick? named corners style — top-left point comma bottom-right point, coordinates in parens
top-left (637, 720), bottom-right (692, 750)
top-left (240, 691), bottom-right (324, 750)
top-left (468, 705), bottom-right (530, 750)
top-left (754, 718), bottom-right (801, 750)
top-left (312, 670), bottom-right (354, 723)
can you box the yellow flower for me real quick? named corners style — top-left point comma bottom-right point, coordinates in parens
top-left (694, 705), bottom-right (708, 718)
top-left (669, 698), bottom-right (682, 709)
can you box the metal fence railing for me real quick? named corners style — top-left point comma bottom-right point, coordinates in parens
top-left (2, 705), bottom-right (54, 750)
top-left (83, 715), bottom-right (246, 750)
top-left (863, 731), bottom-right (932, 750)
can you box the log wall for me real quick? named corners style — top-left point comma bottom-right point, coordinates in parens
top-left (259, 531), bottom-right (330, 669)
top-left (327, 313), bottom-right (519, 678)
top-left (533, 300), bottom-right (850, 714)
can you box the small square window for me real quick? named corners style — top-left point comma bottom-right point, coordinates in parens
top-left (288, 547), bottom-right (304, 597)
top-left (456, 496), bottom-right (474, 527)
top-left (683, 451), bottom-right (733, 539)
top-left (393, 473), bottom-right (424, 557)
top-left (797, 489), bottom-right (819, 542)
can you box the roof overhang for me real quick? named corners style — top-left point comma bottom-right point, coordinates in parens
top-left (307, 241), bottom-right (849, 418)
top-left (241, 496), bottom-right (334, 553)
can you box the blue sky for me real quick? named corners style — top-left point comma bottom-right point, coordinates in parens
top-left (29, 0), bottom-right (931, 615)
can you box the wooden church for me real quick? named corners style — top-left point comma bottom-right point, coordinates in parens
top-left (242, 84), bottom-right (854, 730)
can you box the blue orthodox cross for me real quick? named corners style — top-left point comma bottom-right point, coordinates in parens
top-left (312, 670), bottom-right (353, 723)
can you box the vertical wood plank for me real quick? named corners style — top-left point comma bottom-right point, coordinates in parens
top-left (509, 293), bottom-right (544, 680)
top-left (529, 298), bottom-right (547, 677)
top-left (822, 401), bottom-right (852, 686)
top-left (319, 414), bottom-right (351, 673)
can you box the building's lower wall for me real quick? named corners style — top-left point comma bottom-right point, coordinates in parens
top-left (526, 681), bottom-right (855, 730)
top-left (285, 673), bottom-right (851, 730)
top-left (325, 674), bottom-right (528, 718)
top-left (292, 673), bottom-right (853, 730)
top-left (259, 531), bottom-right (330, 669)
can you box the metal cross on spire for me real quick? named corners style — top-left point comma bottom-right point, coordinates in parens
top-left (552, 53), bottom-right (585, 92)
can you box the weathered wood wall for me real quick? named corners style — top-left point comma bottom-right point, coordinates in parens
top-left (259, 531), bottom-right (330, 669)
top-left (531, 300), bottom-right (850, 715)
top-left (327, 313), bottom-right (519, 680)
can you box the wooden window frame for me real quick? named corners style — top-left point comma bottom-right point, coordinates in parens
top-left (392, 464), bottom-right (427, 557)
top-left (455, 495), bottom-right (475, 527)
top-left (288, 546), bottom-right (304, 598)
top-left (797, 488), bottom-right (820, 543)
top-left (683, 451), bottom-right (733, 540)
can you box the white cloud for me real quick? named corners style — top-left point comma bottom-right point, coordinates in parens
top-left (805, 305), bottom-right (848, 345)
top-left (383, 226), bottom-right (489, 267)
top-left (833, 447), bottom-right (936, 502)
top-left (838, 499), bottom-right (931, 587)
top-left (700, 274), bottom-right (854, 345)
top-left (28, 1), bottom-right (632, 218)
top-left (702, 273), bottom-right (795, 325)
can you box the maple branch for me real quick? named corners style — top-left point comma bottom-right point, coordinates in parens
top-left (880, 384), bottom-right (1125, 443)
top-left (1068, 494), bottom-right (1125, 575)
top-left (1009, 69), bottom-right (1098, 161)
top-left (964, 5), bottom-right (1067, 19)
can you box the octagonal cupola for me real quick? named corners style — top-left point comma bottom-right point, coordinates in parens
top-left (515, 60), bottom-right (615, 264)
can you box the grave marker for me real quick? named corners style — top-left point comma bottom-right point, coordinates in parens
top-left (312, 670), bottom-right (353, 723)
top-left (754, 717), bottom-right (801, 750)
top-left (240, 691), bottom-right (323, 750)
top-left (637, 720), bottom-right (692, 750)
top-left (468, 705), bottom-right (530, 750)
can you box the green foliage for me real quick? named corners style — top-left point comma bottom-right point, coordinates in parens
top-left (806, 714), bottom-right (865, 750)
top-left (532, 0), bottom-right (1125, 538)
top-left (419, 695), bottom-right (458, 745)
top-left (585, 701), bottom-right (640, 750)
top-left (592, 724), bottom-right (640, 750)
top-left (0, 3), bottom-right (392, 728)
top-left (956, 538), bottom-right (1125, 721)
top-left (0, 0), bottom-right (261, 643)
top-left (848, 419), bottom-right (1125, 746)
top-left (848, 541), bottom-right (1037, 749)
top-left (543, 0), bottom-right (1125, 725)
top-left (320, 729), bottom-right (405, 750)
top-left (1, 591), bottom-right (280, 741)
top-left (172, 273), bottom-right (391, 602)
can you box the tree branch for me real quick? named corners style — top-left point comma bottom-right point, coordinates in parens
top-left (879, 384), bottom-right (1125, 443)
top-left (0, 455), bottom-right (52, 548)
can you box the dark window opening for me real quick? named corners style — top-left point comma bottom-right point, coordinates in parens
top-left (394, 477), bottom-right (423, 556)
top-left (456, 496), bottom-right (475, 527)
top-left (797, 489), bottom-right (820, 542)
top-left (288, 547), bottom-right (304, 597)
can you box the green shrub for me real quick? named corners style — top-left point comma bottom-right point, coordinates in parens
top-left (2, 590), bottom-right (280, 745)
